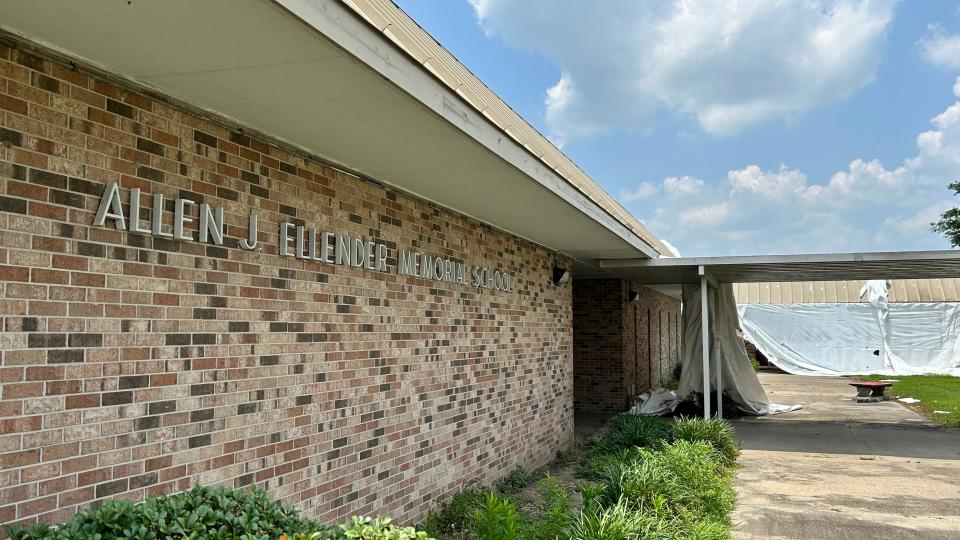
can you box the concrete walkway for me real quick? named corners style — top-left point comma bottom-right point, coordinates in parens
top-left (732, 372), bottom-right (960, 539)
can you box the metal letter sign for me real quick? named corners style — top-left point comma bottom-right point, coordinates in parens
top-left (91, 182), bottom-right (514, 292)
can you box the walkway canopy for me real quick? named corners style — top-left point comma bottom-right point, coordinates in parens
top-left (598, 250), bottom-right (960, 419)
top-left (599, 250), bottom-right (960, 285)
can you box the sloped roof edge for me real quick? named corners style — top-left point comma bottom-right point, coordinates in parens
top-left (340, 0), bottom-right (675, 257)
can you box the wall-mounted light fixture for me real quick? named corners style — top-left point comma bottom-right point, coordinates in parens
top-left (628, 290), bottom-right (640, 303)
top-left (551, 253), bottom-right (570, 285)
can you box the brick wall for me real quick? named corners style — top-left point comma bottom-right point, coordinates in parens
top-left (572, 278), bottom-right (625, 412)
top-left (623, 286), bottom-right (682, 397)
top-left (0, 40), bottom-right (574, 530)
top-left (573, 279), bottom-right (680, 413)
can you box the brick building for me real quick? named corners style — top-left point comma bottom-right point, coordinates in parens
top-left (574, 280), bottom-right (681, 413)
top-left (0, 0), bottom-right (679, 530)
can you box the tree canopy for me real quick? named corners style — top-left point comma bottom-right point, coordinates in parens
top-left (931, 181), bottom-right (960, 248)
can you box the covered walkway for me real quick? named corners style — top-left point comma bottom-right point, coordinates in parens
top-left (732, 372), bottom-right (960, 539)
top-left (600, 249), bottom-right (960, 418)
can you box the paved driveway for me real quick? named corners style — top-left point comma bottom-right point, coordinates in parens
top-left (732, 372), bottom-right (960, 539)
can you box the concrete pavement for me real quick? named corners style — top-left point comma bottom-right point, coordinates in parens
top-left (732, 372), bottom-right (960, 539)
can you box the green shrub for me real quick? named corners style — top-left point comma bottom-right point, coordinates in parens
top-left (516, 476), bottom-right (573, 540)
top-left (622, 441), bottom-right (734, 531)
top-left (495, 467), bottom-right (531, 495)
top-left (4, 486), bottom-right (436, 540)
top-left (577, 448), bottom-right (640, 485)
top-left (578, 483), bottom-right (606, 513)
top-left (685, 518), bottom-right (734, 540)
top-left (566, 498), bottom-right (666, 540)
top-left (603, 452), bottom-right (681, 511)
top-left (5, 485), bottom-right (327, 540)
top-left (582, 415), bottom-right (671, 461)
top-left (607, 415), bottom-right (672, 450)
top-left (336, 516), bottom-right (431, 540)
top-left (421, 485), bottom-right (486, 538)
top-left (421, 417), bottom-right (739, 539)
top-left (672, 417), bottom-right (740, 467)
top-left (471, 492), bottom-right (520, 540)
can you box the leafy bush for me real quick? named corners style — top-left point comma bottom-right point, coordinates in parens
top-left (566, 498), bottom-right (666, 540)
top-left (421, 485), bottom-right (486, 538)
top-left (5, 486), bottom-right (435, 540)
top-left (575, 417), bottom-right (738, 539)
top-left (607, 415), bottom-right (672, 450)
top-left (471, 492), bottom-right (520, 540)
top-left (629, 442), bottom-right (732, 523)
top-left (5, 485), bottom-right (327, 540)
top-left (582, 415), bottom-right (672, 461)
top-left (421, 416), bottom-right (740, 539)
top-left (517, 476), bottom-right (573, 540)
top-left (672, 417), bottom-right (740, 467)
top-left (336, 516), bottom-right (431, 540)
top-left (495, 467), bottom-right (530, 495)
top-left (577, 448), bottom-right (640, 486)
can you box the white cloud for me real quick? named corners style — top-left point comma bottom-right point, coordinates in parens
top-left (620, 76), bottom-right (960, 255)
top-left (880, 202), bottom-right (953, 239)
top-left (919, 25), bottom-right (960, 69)
top-left (471, 0), bottom-right (895, 139)
top-left (728, 165), bottom-right (813, 199)
top-left (663, 175), bottom-right (704, 195)
top-left (680, 202), bottom-right (732, 227)
top-left (619, 182), bottom-right (659, 202)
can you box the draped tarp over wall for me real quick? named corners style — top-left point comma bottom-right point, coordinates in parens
top-left (740, 302), bottom-right (960, 376)
top-left (674, 283), bottom-right (799, 415)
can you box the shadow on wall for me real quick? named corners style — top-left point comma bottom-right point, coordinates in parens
top-left (572, 278), bottom-right (682, 413)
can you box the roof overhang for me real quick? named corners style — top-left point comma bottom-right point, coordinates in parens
top-left (599, 250), bottom-right (960, 285)
top-left (0, 0), bottom-right (663, 266)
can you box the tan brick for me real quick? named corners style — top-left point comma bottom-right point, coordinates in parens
top-left (0, 45), bottom-right (576, 528)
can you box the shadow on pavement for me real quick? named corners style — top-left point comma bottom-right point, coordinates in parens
top-left (733, 418), bottom-right (960, 460)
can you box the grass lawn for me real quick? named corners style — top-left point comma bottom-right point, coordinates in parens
top-left (861, 375), bottom-right (960, 428)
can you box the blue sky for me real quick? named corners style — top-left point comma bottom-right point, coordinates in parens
top-left (396, 1), bottom-right (960, 256)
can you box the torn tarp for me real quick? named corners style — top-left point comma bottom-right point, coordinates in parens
top-left (632, 283), bottom-right (800, 416)
top-left (739, 280), bottom-right (960, 376)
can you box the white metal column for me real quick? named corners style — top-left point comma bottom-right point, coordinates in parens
top-left (699, 273), bottom-right (710, 419)
top-left (715, 320), bottom-right (723, 419)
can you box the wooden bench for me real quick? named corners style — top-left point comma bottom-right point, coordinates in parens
top-left (849, 381), bottom-right (893, 403)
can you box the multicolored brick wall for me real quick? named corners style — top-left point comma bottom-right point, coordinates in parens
top-left (573, 278), bottom-right (680, 413)
top-left (623, 286), bottom-right (682, 400)
top-left (572, 278), bottom-right (625, 413)
top-left (0, 39), bottom-right (574, 531)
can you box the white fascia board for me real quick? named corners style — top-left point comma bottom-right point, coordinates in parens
top-left (273, 0), bottom-right (660, 259)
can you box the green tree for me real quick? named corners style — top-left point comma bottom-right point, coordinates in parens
top-left (932, 181), bottom-right (960, 247)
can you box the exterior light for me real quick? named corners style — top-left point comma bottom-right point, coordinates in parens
top-left (552, 266), bottom-right (570, 285)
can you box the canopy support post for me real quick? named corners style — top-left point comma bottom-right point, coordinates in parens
top-left (699, 270), bottom-right (711, 420)
top-left (716, 320), bottom-right (723, 419)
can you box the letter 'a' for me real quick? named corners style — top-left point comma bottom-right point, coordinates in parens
top-left (93, 182), bottom-right (126, 230)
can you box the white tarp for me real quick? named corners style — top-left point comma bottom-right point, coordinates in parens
top-left (739, 281), bottom-right (960, 376)
top-left (632, 283), bottom-right (800, 416)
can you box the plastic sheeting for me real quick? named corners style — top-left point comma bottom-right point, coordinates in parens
top-left (632, 283), bottom-right (800, 416)
top-left (739, 297), bottom-right (960, 377)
